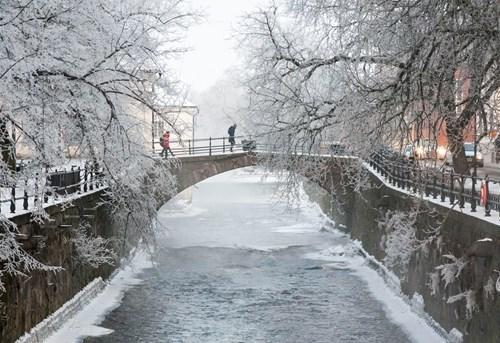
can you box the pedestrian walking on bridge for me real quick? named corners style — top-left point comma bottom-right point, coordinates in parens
top-left (160, 131), bottom-right (174, 158)
top-left (228, 124), bottom-right (237, 152)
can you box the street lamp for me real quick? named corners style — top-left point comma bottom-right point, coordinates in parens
top-left (473, 111), bottom-right (477, 179)
top-left (191, 106), bottom-right (199, 151)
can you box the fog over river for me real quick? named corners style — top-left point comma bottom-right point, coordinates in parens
top-left (70, 167), bottom-right (444, 343)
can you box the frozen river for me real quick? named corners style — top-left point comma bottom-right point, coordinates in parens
top-left (79, 167), bottom-right (443, 343)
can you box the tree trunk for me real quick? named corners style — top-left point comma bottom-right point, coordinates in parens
top-left (0, 117), bottom-right (16, 173)
top-left (447, 122), bottom-right (469, 175)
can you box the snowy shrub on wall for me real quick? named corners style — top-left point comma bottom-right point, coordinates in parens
top-left (378, 208), bottom-right (419, 275)
top-left (435, 254), bottom-right (468, 289)
top-left (430, 253), bottom-right (498, 320)
top-left (447, 290), bottom-right (477, 320)
top-left (71, 224), bottom-right (117, 269)
top-left (484, 277), bottom-right (495, 301)
top-left (0, 218), bottom-right (62, 293)
top-left (428, 271), bottom-right (440, 296)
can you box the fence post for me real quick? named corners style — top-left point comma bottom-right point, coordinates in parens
top-left (23, 179), bottom-right (28, 210)
top-left (485, 176), bottom-right (491, 216)
top-left (53, 170), bottom-right (59, 202)
top-left (471, 175), bottom-right (477, 212)
top-left (405, 163), bottom-right (411, 190)
top-left (89, 165), bottom-right (94, 191)
top-left (34, 173), bottom-right (39, 204)
top-left (44, 167), bottom-right (49, 203)
top-left (449, 170), bottom-right (455, 204)
top-left (422, 170), bottom-right (428, 197)
top-left (459, 175), bottom-right (465, 209)
top-left (223, 137), bottom-right (225, 153)
top-left (432, 171), bottom-right (437, 199)
top-left (77, 167), bottom-right (82, 193)
top-left (10, 186), bottom-right (15, 213)
top-left (188, 140), bottom-right (191, 155)
top-left (440, 170), bottom-right (445, 202)
top-left (412, 166), bottom-right (418, 194)
top-left (209, 137), bottom-right (212, 156)
top-left (94, 163), bottom-right (100, 189)
top-left (395, 163), bottom-right (401, 188)
top-left (84, 164), bottom-right (88, 192)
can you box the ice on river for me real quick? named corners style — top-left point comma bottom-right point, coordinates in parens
top-left (42, 167), bottom-right (447, 343)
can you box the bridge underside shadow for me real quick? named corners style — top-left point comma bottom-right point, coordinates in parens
top-left (172, 152), bottom-right (257, 194)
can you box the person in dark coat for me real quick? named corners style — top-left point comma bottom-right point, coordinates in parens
top-left (228, 124), bottom-right (237, 152)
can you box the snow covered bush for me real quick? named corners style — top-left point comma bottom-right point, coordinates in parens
top-left (71, 224), bottom-right (117, 269)
top-left (435, 254), bottom-right (468, 289)
top-left (428, 271), bottom-right (441, 296)
top-left (378, 209), bottom-right (419, 275)
top-left (447, 290), bottom-right (477, 320)
top-left (0, 218), bottom-right (62, 293)
top-left (484, 277), bottom-right (495, 300)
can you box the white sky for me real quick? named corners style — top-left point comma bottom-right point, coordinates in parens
top-left (173, 0), bottom-right (265, 93)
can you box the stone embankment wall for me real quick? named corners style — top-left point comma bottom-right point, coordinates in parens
top-left (320, 165), bottom-right (500, 343)
top-left (0, 191), bottom-right (118, 343)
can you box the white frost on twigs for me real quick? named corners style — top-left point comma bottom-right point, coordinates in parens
top-left (0, 0), bottom-right (195, 293)
top-left (446, 290), bottom-right (477, 320)
top-left (71, 224), bottom-right (117, 268)
top-left (378, 209), bottom-right (418, 275)
top-left (435, 254), bottom-right (468, 289)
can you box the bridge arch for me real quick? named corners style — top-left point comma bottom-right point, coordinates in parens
top-left (171, 153), bottom-right (257, 194)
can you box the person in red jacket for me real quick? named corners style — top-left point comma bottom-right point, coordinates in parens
top-left (160, 131), bottom-right (174, 157)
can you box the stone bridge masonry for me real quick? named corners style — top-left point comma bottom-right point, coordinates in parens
top-left (2, 152), bottom-right (500, 343)
top-left (171, 153), bottom-right (257, 194)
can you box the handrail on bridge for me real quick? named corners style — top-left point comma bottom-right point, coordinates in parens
top-left (153, 135), bottom-right (257, 157)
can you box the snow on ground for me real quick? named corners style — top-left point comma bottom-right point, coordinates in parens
top-left (40, 251), bottom-right (152, 343)
top-left (366, 162), bottom-right (500, 227)
top-left (1, 186), bottom-right (105, 219)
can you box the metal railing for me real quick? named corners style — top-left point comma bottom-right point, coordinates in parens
top-left (153, 135), bottom-right (257, 157)
top-left (0, 163), bottom-right (102, 215)
top-left (368, 150), bottom-right (498, 217)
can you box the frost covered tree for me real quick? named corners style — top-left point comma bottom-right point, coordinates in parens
top-left (240, 0), bottom-right (499, 175)
top-left (0, 0), bottom-right (195, 290)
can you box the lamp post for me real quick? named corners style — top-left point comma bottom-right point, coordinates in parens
top-left (192, 106), bottom-right (199, 143)
top-left (150, 70), bottom-right (162, 154)
top-left (473, 111), bottom-right (477, 180)
top-left (191, 106), bottom-right (199, 154)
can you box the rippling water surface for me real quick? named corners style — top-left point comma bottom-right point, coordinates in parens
top-left (85, 168), bottom-right (417, 343)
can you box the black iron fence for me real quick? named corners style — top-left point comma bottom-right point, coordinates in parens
top-left (368, 150), bottom-right (498, 218)
top-left (153, 135), bottom-right (258, 157)
top-left (0, 162), bottom-right (102, 215)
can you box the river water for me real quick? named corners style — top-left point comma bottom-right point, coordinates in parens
top-left (83, 167), bottom-right (443, 343)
